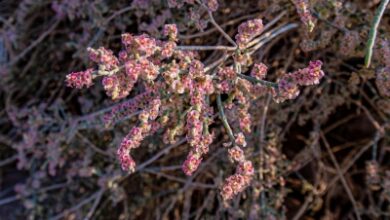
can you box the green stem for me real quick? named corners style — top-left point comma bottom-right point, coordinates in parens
top-left (365, 0), bottom-right (389, 68)
top-left (216, 94), bottom-right (235, 144)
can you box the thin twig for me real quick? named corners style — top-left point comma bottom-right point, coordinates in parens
top-left (83, 190), bottom-right (104, 220)
top-left (134, 138), bottom-right (187, 173)
top-left (217, 94), bottom-right (235, 144)
top-left (179, 13), bottom-right (258, 40)
top-left (8, 19), bottom-right (60, 66)
top-left (0, 182), bottom-right (67, 207)
top-left (0, 155), bottom-right (17, 167)
top-left (197, 0), bottom-right (237, 47)
top-left (292, 194), bottom-right (313, 220)
top-left (143, 169), bottom-right (216, 189)
top-left (365, 0), bottom-right (390, 68)
top-left (311, 10), bottom-right (348, 32)
top-left (238, 73), bottom-right (278, 88)
top-left (248, 23), bottom-right (299, 55)
top-left (76, 132), bottom-right (114, 158)
top-left (50, 189), bottom-right (104, 220)
top-left (176, 45), bottom-right (236, 51)
top-left (320, 132), bottom-right (362, 220)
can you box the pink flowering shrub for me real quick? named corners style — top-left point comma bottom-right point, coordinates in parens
top-left (2, 0), bottom-right (390, 219)
top-left (66, 4), bottom-right (325, 201)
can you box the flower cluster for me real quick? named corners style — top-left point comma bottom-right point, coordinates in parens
top-left (292, 0), bottom-right (316, 32)
top-left (163, 24), bottom-right (178, 42)
top-left (235, 89), bottom-right (252, 133)
top-left (117, 97), bottom-right (162, 172)
top-left (251, 63), bottom-right (268, 80)
top-left (274, 60), bottom-right (324, 102)
top-left (182, 60), bottom-right (215, 175)
top-left (65, 14), bottom-right (325, 202)
top-left (65, 68), bottom-right (93, 89)
top-left (235, 19), bottom-right (264, 49)
top-left (216, 66), bottom-right (236, 93)
top-left (204, 0), bottom-right (219, 11)
top-left (221, 144), bottom-right (254, 201)
top-left (88, 47), bottom-right (119, 72)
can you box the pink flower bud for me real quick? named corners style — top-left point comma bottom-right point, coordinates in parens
top-left (251, 63), bottom-right (268, 80)
top-left (163, 24), bottom-right (178, 42)
top-left (182, 151), bottom-right (202, 176)
top-left (65, 69), bottom-right (93, 89)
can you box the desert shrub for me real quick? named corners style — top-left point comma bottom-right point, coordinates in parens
top-left (1, 0), bottom-right (390, 219)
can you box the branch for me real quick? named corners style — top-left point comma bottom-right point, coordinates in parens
top-left (197, 0), bottom-right (238, 48)
top-left (176, 45), bottom-right (236, 51)
top-left (320, 132), bottom-right (362, 220)
top-left (237, 73), bottom-right (278, 88)
top-left (216, 94), bottom-right (235, 144)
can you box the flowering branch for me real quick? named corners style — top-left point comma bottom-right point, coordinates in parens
top-left (64, 12), bottom-right (325, 202)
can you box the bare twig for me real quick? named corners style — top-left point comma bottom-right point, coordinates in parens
top-left (0, 182), bottom-right (67, 207)
top-left (8, 19), bottom-right (60, 66)
top-left (83, 190), bottom-right (104, 220)
top-left (292, 194), bottom-right (313, 220)
top-left (238, 73), bottom-right (278, 88)
top-left (197, 0), bottom-right (237, 47)
top-left (320, 132), bottom-right (362, 220)
top-left (217, 94), bottom-right (235, 144)
top-left (0, 155), bottom-right (17, 167)
top-left (176, 45), bottom-right (236, 51)
top-left (50, 189), bottom-right (104, 220)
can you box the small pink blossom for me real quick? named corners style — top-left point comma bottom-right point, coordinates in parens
top-left (251, 63), bottom-right (268, 80)
top-left (87, 47), bottom-right (119, 71)
top-left (182, 151), bottom-right (202, 176)
top-left (66, 69), bottom-right (93, 89)
top-left (161, 41), bottom-right (176, 58)
top-left (228, 146), bottom-right (245, 162)
top-left (121, 33), bottom-right (133, 47)
top-left (218, 66), bottom-right (236, 80)
top-left (291, 60), bottom-right (324, 86)
top-left (139, 59), bottom-right (159, 81)
top-left (189, 60), bottom-right (205, 78)
top-left (235, 132), bottom-right (247, 147)
top-left (204, 0), bottom-right (219, 12)
top-left (125, 34), bottom-right (157, 57)
top-left (221, 173), bottom-right (251, 200)
top-left (235, 19), bottom-right (264, 49)
top-left (238, 109), bottom-right (251, 133)
top-left (102, 74), bottom-right (133, 100)
top-left (274, 77), bottom-right (300, 103)
top-left (148, 98), bottom-right (162, 120)
top-left (186, 110), bottom-right (203, 146)
top-left (237, 160), bottom-right (254, 176)
top-left (117, 148), bottom-right (136, 173)
top-left (292, 0), bottom-right (316, 32)
top-left (163, 24), bottom-right (178, 42)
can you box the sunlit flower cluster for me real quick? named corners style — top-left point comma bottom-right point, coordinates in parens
top-left (65, 14), bottom-right (325, 202)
